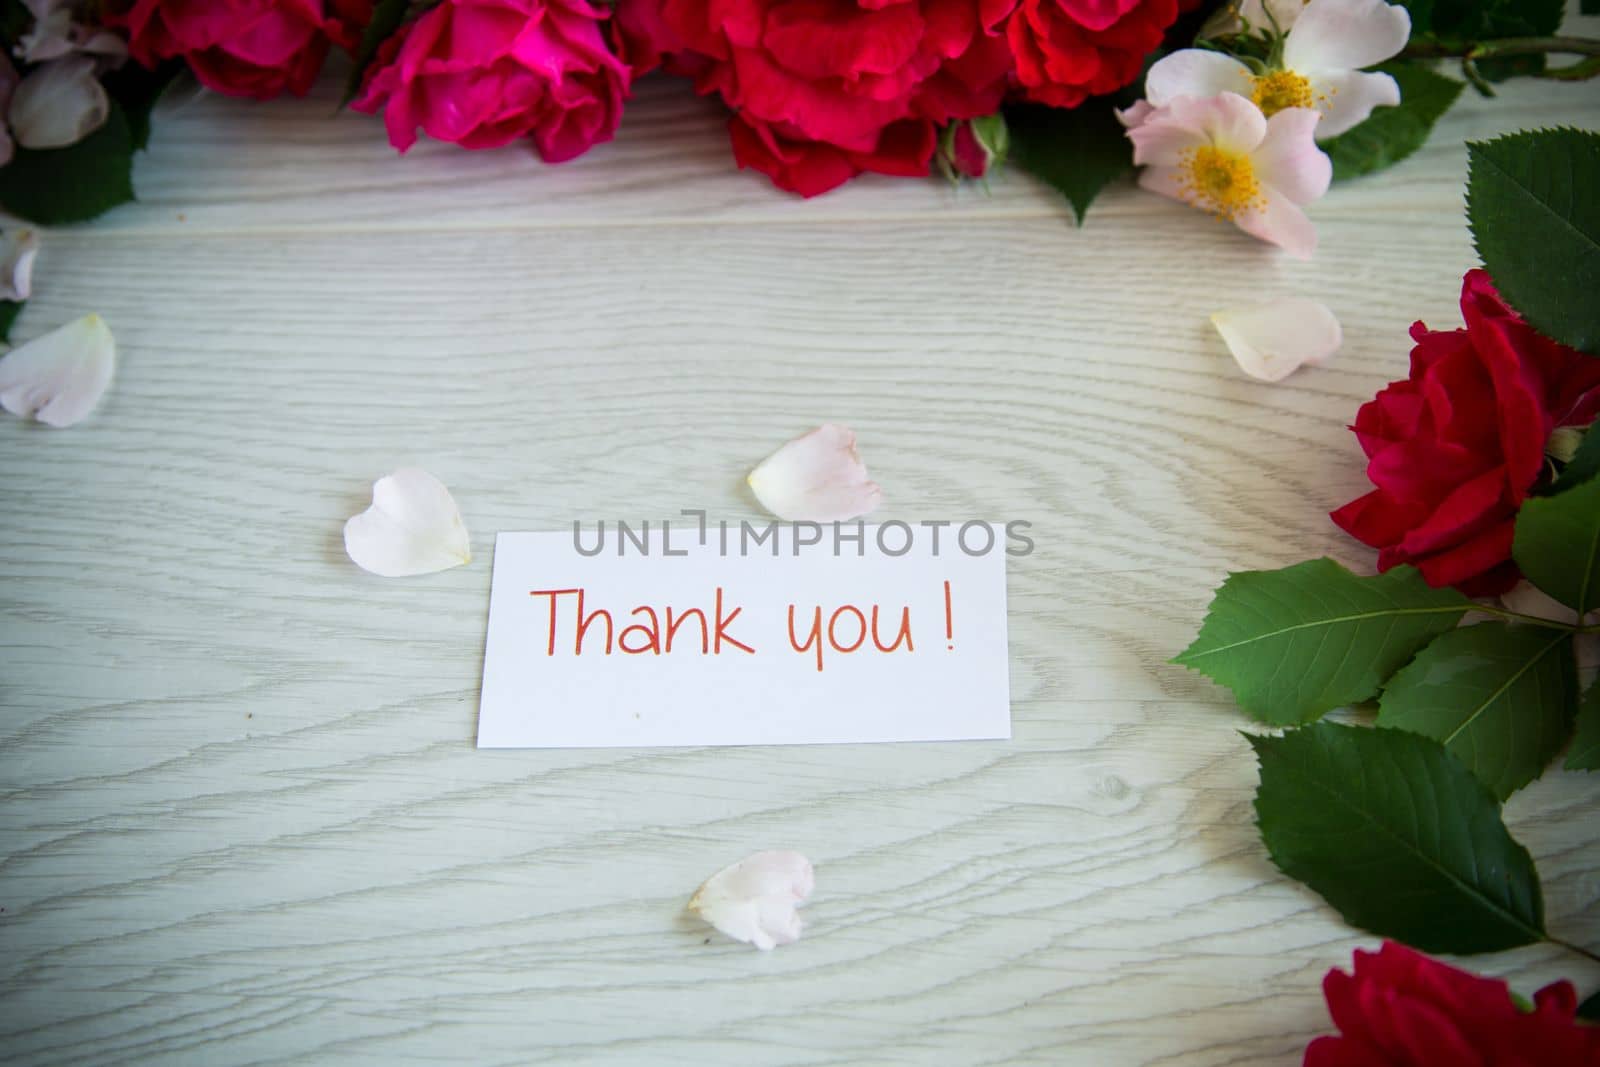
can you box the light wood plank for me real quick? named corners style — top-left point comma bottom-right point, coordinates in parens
top-left (2, 43), bottom-right (1598, 1067)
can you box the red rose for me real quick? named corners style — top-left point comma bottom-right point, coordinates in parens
top-left (988, 0), bottom-right (1180, 109)
top-left (353, 0), bottom-right (628, 162)
top-left (112, 0), bottom-right (368, 100)
top-left (1331, 269), bottom-right (1600, 596)
top-left (617, 0), bottom-right (1013, 196)
top-left (1305, 942), bottom-right (1600, 1066)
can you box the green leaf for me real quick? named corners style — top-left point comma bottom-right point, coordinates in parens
top-left (1378, 623), bottom-right (1577, 798)
top-left (1513, 471), bottom-right (1600, 615)
top-left (103, 59), bottom-right (186, 153)
top-left (1403, 0), bottom-right (1563, 40)
top-left (1325, 63), bottom-right (1465, 181)
top-left (1174, 559), bottom-right (1471, 725)
top-left (1549, 423), bottom-right (1600, 495)
top-left (1468, 129), bottom-right (1600, 353)
top-left (1251, 722), bottom-right (1546, 954)
top-left (0, 102), bottom-right (135, 225)
top-left (1568, 680), bottom-right (1600, 771)
top-left (1006, 99), bottom-right (1133, 225)
top-left (0, 300), bottom-right (21, 344)
top-left (1580, 988), bottom-right (1600, 1022)
top-left (341, 0), bottom-right (412, 108)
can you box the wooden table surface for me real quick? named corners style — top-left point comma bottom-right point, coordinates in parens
top-left (3, 44), bottom-right (1599, 1066)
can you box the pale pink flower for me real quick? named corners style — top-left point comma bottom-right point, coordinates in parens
top-left (1126, 92), bottom-right (1331, 258)
top-left (1147, 0), bottom-right (1411, 139)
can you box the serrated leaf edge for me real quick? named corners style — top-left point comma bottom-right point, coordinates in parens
top-left (1248, 727), bottom-right (1546, 947)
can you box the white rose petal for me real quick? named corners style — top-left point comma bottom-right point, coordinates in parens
top-left (1210, 299), bottom-right (1341, 381)
top-left (1284, 0), bottom-right (1412, 75)
top-left (9, 55), bottom-right (109, 150)
top-left (343, 468), bottom-right (471, 577)
top-left (747, 424), bottom-right (883, 522)
top-left (0, 229), bottom-right (40, 303)
top-left (0, 312), bottom-right (115, 427)
top-left (689, 850), bottom-right (814, 951)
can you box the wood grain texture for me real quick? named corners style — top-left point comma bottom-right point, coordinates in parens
top-left (3, 34), bottom-right (1600, 1066)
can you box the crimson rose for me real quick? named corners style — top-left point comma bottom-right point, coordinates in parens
top-left (615, 0), bottom-right (1013, 196)
top-left (113, 0), bottom-right (370, 100)
top-left (987, 0), bottom-right (1181, 109)
top-left (1331, 269), bottom-right (1600, 595)
top-left (1306, 942), bottom-right (1600, 1066)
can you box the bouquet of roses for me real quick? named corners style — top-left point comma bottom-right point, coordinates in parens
top-left (0, 0), bottom-right (1595, 232)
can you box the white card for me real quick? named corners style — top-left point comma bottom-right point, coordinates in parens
top-left (477, 527), bottom-right (1011, 748)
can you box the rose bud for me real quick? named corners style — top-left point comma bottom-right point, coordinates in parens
top-left (937, 114), bottom-right (1009, 184)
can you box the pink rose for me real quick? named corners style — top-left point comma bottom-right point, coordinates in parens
top-left (111, 0), bottom-right (370, 100)
top-left (353, 0), bottom-right (628, 162)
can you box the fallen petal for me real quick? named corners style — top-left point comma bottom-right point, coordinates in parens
top-left (0, 229), bottom-right (39, 303)
top-left (748, 424), bottom-right (883, 522)
top-left (689, 850), bottom-right (814, 951)
top-left (0, 312), bottom-right (115, 426)
top-left (9, 55), bottom-right (109, 149)
top-left (1210, 299), bottom-right (1341, 381)
top-left (344, 468), bottom-right (472, 577)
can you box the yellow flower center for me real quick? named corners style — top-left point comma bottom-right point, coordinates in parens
top-left (1251, 69), bottom-right (1316, 117)
top-left (1177, 145), bottom-right (1264, 221)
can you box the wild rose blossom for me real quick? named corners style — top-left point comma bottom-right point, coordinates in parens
top-left (354, 0), bottom-right (628, 162)
top-left (1331, 270), bottom-right (1600, 595)
top-left (1306, 942), bottom-right (1600, 1066)
top-left (1123, 91), bottom-right (1331, 257)
top-left (1147, 0), bottom-right (1411, 139)
top-left (111, 0), bottom-right (371, 100)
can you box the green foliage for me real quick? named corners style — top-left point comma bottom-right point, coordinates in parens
top-left (104, 60), bottom-right (186, 153)
top-left (1378, 623), bottom-right (1576, 798)
top-left (1468, 129), bottom-right (1600, 353)
top-left (1006, 99), bottom-right (1134, 226)
top-left (1174, 560), bottom-right (1470, 725)
top-left (1325, 63), bottom-right (1465, 181)
top-left (0, 102), bottom-right (135, 224)
top-left (1250, 723), bottom-right (1545, 954)
top-left (342, 0), bottom-right (413, 108)
top-left (0, 300), bottom-right (21, 343)
top-left (1513, 471), bottom-right (1600, 615)
top-left (1568, 680), bottom-right (1600, 772)
top-left (1400, 0), bottom-right (1563, 42)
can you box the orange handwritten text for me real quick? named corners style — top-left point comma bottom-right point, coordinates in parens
top-left (527, 587), bottom-right (754, 656)
top-left (787, 602), bottom-right (914, 672)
